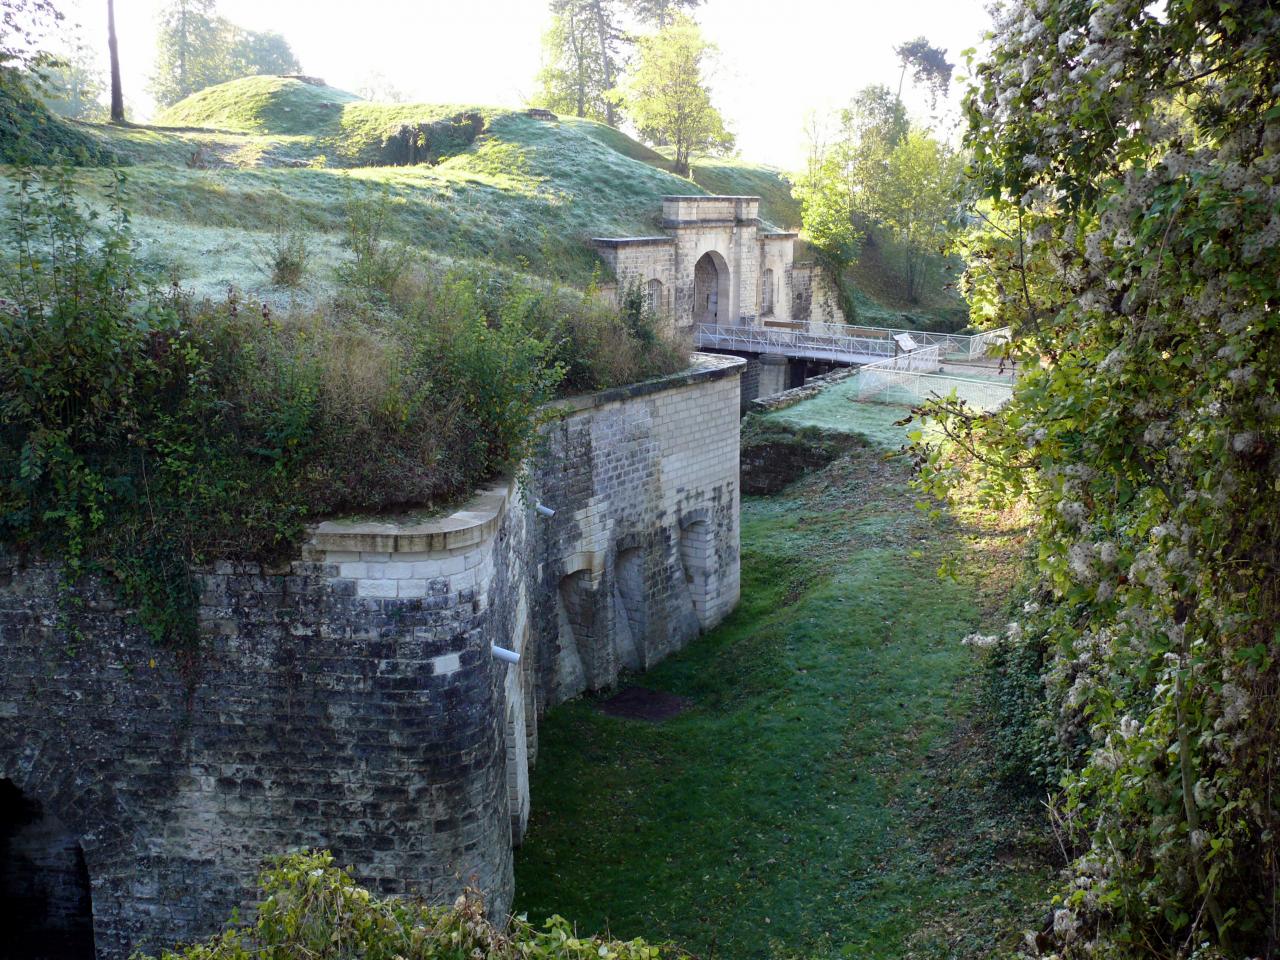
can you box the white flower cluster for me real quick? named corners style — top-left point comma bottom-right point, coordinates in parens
top-left (1215, 682), bottom-right (1250, 729)
top-left (1052, 907), bottom-right (1080, 941)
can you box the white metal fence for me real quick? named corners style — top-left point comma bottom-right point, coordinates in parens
top-left (806, 323), bottom-right (1011, 361)
top-left (853, 346), bottom-right (1012, 412)
top-left (852, 344), bottom-right (944, 401)
top-left (695, 323), bottom-right (897, 364)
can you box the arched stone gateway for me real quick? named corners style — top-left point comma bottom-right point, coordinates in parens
top-left (693, 250), bottom-right (730, 324)
top-left (593, 196), bottom-right (801, 333)
top-left (0, 779), bottom-right (95, 960)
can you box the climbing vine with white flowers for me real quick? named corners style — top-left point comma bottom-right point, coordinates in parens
top-left (914, 1), bottom-right (1280, 956)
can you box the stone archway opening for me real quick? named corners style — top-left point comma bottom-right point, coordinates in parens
top-left (0, 779), bottom-right (95, 960)
top-left (612, 547), bottom-right (645, 672)
top-left (694, 251), bottom-right (731, 325)
top-left (678, 520), bottom-right (714, 627)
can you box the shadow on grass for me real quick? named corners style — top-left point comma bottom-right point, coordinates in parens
top-left (514, 443), bottom-right (1052, 959)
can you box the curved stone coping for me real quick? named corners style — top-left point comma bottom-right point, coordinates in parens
top-left (548, 352), bottom-right (745, 417)
top-left (308, 354), bottom-right (744, 555)
top-left (308, 481), bottom-right (512, 557)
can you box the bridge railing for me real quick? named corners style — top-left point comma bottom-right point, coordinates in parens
top-left (806, 322), bottom-right (1011, 360)
top-left (853, 344), bottom-right (1012, 411)
top-left (695, 323), bottom-right (897, 361)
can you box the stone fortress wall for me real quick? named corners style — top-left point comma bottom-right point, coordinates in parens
top-left (0, 355), bottom-right (745, 959)
top-left (593, 195), bottom-right (846, 338)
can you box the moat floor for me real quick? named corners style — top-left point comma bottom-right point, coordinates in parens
top-left (514, 410), bottom-right (1053, 959)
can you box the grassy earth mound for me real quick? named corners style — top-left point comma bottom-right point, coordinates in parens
top-left (12, 75), bottom-right (958, 326)
top-left (155, 75), bottom-right (362, 134)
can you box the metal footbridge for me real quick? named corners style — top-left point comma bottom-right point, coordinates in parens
top-left (694, 322), bottom-right (1009, 367)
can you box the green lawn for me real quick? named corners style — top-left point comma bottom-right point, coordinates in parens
top-left (513, 423), bottom-right (1050, 958)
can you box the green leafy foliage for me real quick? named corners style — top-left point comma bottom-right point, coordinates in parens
top-left (612, 15), bottom-right (733, 177)
top-left (333, 189), bottom-right (411, 299)
top-left (893, 37), bottom-right (954, 109)
top-left (149, 0), bottom-right (301, 109)
top-left (533, 2), bottom-right (615, 125)
top-left (915, 1), bottom-right (1280, 955)
top-left (0, 166), bottom-right (681, 658)
top-left (0, 74), bottom-right (116, 164)
top-left (256, 212), bottom-right (309, 288)
top-left (796, 85), bottom-right (964, 310)
top-left (39, 34), bottom-right (106, 122)
top-left (134, 850), bottom-right (674, 960)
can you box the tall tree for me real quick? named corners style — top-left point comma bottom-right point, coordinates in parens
top-left (149, 0), bottom-right (300, 108)
top-left (150, 0), bottom-right (220, 107)
top-left (870, 128), bottom-right (961, 300)
top-left (836, 84), bottom-right (908, 224)
top-left (583, 0), bottom-right (622, 126)
top-left (227, 28), bottom-right (298, 77)
top-left (797, 85), bottom-right (962, 302)
top-left (614, 14), bottom-right (732, 176)
top-left (794, 125), bottom-right (859, 282)
top-left (533, 0), bottom-right (611, 122)
top-left (106, 0), bottom-right (122, 121)
top-left (893, 36), bottom-right (952, 108)
top-left (627, 0), bottom-right (701, 28)
top-left (356, 71), bottom-right (407, 104)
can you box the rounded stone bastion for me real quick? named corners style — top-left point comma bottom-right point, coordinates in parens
top-left (0, 353), bottom-right (745, 959)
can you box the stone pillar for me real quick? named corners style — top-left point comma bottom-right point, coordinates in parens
top-left (758, 355), bottom-right (789, 398)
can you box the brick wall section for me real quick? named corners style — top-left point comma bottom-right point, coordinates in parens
top-left (0, 354), bottom-right (743, 959)
top-left (758, 234), bottom-right (796, 324)
top-left (594, 196), bottom-right (798, 335)
top-left (593, 238), bottom-right (677, 331)
top-left (0, 552), bottom-right (511, 959)
top-left (790, 261), bottom-right (847, 326)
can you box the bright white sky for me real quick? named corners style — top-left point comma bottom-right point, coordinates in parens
top-left (56, 0), bottom-right (991, 169)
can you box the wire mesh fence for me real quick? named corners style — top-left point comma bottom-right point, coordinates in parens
top-left (851, 345), bottom-right (1013, 411)
top-left (806, 323), bottom-right (1011, 360)
top-left (854, 372), bottom-right (1013, 411)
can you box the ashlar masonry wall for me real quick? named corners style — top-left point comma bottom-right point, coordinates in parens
top-left (0, 354), bottom-right (744, 960)
top-left (790, 261), bottom-right (847, 326)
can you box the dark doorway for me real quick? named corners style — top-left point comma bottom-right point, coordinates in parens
top-left (693, 251), bottom-right (730, 324)
top-left (0, 779), bottom-right (95, 960)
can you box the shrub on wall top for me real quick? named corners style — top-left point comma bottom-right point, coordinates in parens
top-left (0, 166), bottom-right (685, 656)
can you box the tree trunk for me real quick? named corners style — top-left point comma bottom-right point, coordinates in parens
top-left (178, 3), bottom-right (188, 97)
top-left (568, 9), bottom-right (587, 117)
top-left (673, 136), bottom-right (689, 177)
top-left (108, 0), bottom-right (125, 123)
top-left (588, 0), bottom-right (617, 126)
